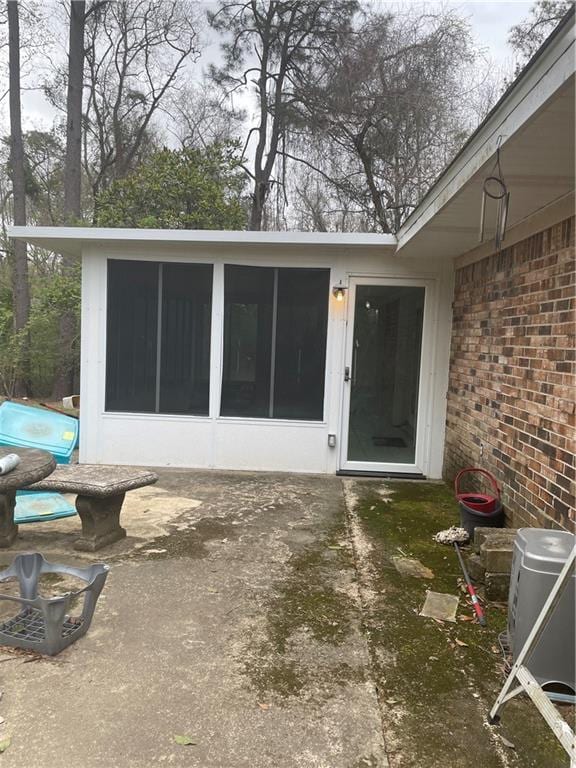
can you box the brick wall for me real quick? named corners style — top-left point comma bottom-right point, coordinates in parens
top-left (444, 216), bottom-right (575, 531)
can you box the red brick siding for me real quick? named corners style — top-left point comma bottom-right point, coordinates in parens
top-left (444, 216), bottom-right (575, 531)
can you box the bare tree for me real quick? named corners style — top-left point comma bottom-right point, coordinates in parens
top-left (82, 0), bottom-right (202, 205)
top-left (7, 0), bottom-right (30, 394)
top-left (209, 0), bottom-right (358, 231)
top-left (23, 128), bottom-right (66, 225)
top-left (291, 9), bottom-right (480, 232)
top-left (286, 138), bottom-right (373, 232)
top-left (165, 80), bottom-right (245, 151)
top-left (508, 0), bottom-right (573, 68)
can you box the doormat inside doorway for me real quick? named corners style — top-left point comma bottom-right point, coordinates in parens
top-left (372, 436), bottom-right (406, 448)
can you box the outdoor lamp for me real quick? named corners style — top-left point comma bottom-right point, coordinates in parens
top-left (332, 282), bottom-right (347, 302)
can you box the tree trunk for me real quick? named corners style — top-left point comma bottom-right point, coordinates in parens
top-left (53, 0), bottom-right (86, 400)
top-left (248, 180), bottom-right (267, 231)
top-left (7, 0), bottom-right (31, 396)
top-left (354, 135), bottom-right (391, 234)
top-left (63, 0), bottom-right (85, 221)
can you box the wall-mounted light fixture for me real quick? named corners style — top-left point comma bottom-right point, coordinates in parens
top-left (332, 281), bottom-right (348, 302)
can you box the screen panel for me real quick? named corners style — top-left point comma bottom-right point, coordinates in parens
top-left (221, 265), bottom-right (274, 417)
top-left (106, 260), bottom-right (159, 413)
top-left (273, 268), bottom-right (329, 420)
top-left (159, 263), bottom-right (213, 415)
top-left (221, 265), bottom-right (329, 420)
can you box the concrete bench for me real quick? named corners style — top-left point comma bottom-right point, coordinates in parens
top-left (29, 465), bottom-right (158, 551)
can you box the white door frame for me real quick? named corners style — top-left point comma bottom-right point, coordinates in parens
top-left (338, 276), bottom-right (436, 475)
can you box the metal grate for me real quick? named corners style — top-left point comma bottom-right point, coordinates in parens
top-left (0, 607), bottom-right (83, 642)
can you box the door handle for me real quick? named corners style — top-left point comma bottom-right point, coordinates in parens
top-left (344, 366), bottom-right (350, 382)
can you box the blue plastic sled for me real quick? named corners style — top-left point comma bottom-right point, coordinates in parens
top-left (0, 401), bottom-right (79, 464)
top-left (14, 490), bottom-right (77, 524)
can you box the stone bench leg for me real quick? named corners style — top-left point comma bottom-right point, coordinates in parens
top-left (0, 491), bottom-right (18, 548)
top-left (74, 493), bottom-right (127, 552)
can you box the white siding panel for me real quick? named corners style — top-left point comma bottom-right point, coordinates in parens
top-left (98, 415), bottom-right (214, 468)
top-left (213, 420), bottom-right (331, 474)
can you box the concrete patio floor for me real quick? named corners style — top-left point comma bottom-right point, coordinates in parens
top-left (0, 471), bottom-right (570, 767)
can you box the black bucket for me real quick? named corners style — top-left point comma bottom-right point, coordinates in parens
top-left (459, 499), bottom-right (504, 538)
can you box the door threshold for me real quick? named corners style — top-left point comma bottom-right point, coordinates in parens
top-left (336, 470), bottom-right (426, 479)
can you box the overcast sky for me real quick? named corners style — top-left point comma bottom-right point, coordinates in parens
top-left (6, 0), bottom-right (534, 133)
top-left (455, 0), bottom-right (533, 59)
top-left (362, 1), bottom-right (533, 62)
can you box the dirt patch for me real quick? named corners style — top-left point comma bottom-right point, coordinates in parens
top-left (128, 516), bottom-right (238, 560)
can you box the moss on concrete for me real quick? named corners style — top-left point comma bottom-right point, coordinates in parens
top-left (265, 541), bottom-right (353, 653)
top-left (350, 479), bottom-right (568, 768)
top-left (243, 517), bottom-right (364, 699)
top-left (244, 650), bottom-right (305, 697)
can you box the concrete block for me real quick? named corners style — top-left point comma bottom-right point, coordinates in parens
top-left (485, 572), bottom-right (511, 603)
top-left (480, 537), bottom-right (515, 573)
top-left (474, 526), bottom-right (517, 553)
top-left (466, 553), bottom-right (485, 583)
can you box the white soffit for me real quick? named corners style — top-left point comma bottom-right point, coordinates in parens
top-left (7, 226), bottom-right (396, 259)
top-left (396, 13), bottom-right (575, 260)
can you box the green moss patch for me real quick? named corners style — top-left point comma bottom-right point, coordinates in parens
top-left (265, 543), bottom-right (354, 653)
top-left (242, 516), bottom-right (364, 700)
top-left (349, 479), bottom-right (568, 768)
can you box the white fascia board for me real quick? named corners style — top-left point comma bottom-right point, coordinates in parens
top-left (8, 225), bottom-right (396, 258)
top-left (396, 15), bottom-right (575, 252)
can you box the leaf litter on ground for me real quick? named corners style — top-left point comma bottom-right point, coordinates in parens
top-left (174, 734), bottom-right (197, 746)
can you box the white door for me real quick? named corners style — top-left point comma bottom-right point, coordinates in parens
top-left (339, 278), bottom-right (434, 475)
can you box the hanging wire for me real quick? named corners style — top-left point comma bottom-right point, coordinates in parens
top-left (479, 136), bottom-right (510, 250)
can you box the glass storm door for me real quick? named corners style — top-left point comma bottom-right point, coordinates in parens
top-left (340, 280), bottom-right (428, 474)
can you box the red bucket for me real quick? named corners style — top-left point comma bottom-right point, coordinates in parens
top-left (454, 468), bottom-right (500, 514)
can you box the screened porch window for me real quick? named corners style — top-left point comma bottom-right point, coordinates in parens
top-left (221, 265), bottom-right (329, 420)
top-left (106, 260), bottom-right (212, 415)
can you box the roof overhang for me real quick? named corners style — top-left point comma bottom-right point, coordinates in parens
top-left (7, 225), bottom-right (396, 259)
top-left (396, 10), bottom-right (575, 259)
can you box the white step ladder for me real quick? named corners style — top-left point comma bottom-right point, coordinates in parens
top-left (489, 546), bottom-right (576, 764)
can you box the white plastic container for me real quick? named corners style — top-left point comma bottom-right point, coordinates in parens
top-left (0, 453), bottom-right (20, 476)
